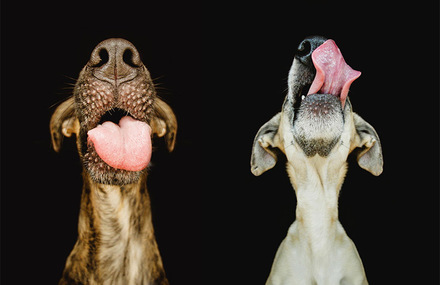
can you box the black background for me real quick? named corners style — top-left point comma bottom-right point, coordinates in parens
top-left (2, 1), bottom-right (438, 284)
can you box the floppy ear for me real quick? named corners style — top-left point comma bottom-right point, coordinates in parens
top-left (250, 113), bottom-right (282, 176)
top-left (151, 97), bottom-right (177, 152)
top-left (353, 113), bottom-right (383, 176)
top-left (50, 97), bottom-right (79, 152)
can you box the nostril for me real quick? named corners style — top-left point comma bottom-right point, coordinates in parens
top-left (91, 48), bottom-right (109, 68)
top-left (123, 48), bottom-right (141, 68)
top-left (88, 39), bottom-right (143, 83)
top-left (297, 40), bottom-right (312, 58)
top-left (296, 36), bottom-right (328, 67)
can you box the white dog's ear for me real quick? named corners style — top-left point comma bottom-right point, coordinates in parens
top-left (250, 113), bottom-right (281, 176)
top-left (353, 113), bottom-right (383, 176)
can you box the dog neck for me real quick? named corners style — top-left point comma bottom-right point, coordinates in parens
top-left (286, 156), bottom-right (347, 253)
top-left (61, 171), bottom-right (168, 284)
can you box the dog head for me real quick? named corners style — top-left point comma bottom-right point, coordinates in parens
top-left (251, 36), bottom-right (383, 185)
top-left (50, 38), bottom-right (177, 185)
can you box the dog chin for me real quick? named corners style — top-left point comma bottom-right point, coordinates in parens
top-left (82, 144), bottom-right (145, 185)
top-left (292, 93), bottom-right (344, 157)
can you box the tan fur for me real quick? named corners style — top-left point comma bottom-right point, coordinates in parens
top-left (251, 40), bottom-right (383, 284)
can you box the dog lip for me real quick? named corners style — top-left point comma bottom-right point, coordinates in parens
top-left (300, 93), bottom-right (342, 113)
top-left (76, 76), bottom-right (156, 131)
top-left (296, 92), bottom-right (346, 119)
top-left (98, 108), bottom-right (136, 126)
top-left (83, 143), bottom-right (144, 185)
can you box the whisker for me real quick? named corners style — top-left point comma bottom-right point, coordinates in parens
top-left (49, 95), bottom-right (74, 109)
top-left (151, 75), bottom-right (165, 82)
top-left (63, 75), bottom-right (78, 82)
top-left (340, 140), bottom-right (350, 150)
top-left (285, 141), bottom-right (295, 149)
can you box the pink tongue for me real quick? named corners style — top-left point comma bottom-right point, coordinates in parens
top-left (87, 116), bottom-right (152, 171)
top-left (307, 39), bottom-right (361, 108)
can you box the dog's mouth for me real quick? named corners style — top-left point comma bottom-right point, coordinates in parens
top-left (75, 68), bottom-right (156, 184)
top-left (87, 107), bottom-right (152, 172)
top-left (294, 39), bottom-right (361, 111)
top-left (58, 38), bottom-right (178, 186)
top-left (290, 38), bottom-right (361, 157)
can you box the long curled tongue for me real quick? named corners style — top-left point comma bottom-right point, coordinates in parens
top-left (307, 39), bottom-right (361, 108)
top-left (87, 116), bottom-right (152, 171)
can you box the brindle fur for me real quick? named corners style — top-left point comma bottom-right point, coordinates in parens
top-left (51, 38), bottom-right (176, 285)
top-left (59, 172), bottom-right (168, 285)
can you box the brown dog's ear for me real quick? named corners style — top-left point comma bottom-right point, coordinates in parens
top-left (353, 113), bottom-right (383, 176)
top-left (151, 98), bottom-right (177, 152)
top-left (49, 97), bottom-right (79, 152)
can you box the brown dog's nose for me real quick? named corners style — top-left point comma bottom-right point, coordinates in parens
top-left (89, 38), bottom-right (142, 85)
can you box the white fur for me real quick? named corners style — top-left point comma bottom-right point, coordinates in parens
top-left (264, 107), bottom-right (368, 285)
top-left (251, 43), bottom-right (382, 284)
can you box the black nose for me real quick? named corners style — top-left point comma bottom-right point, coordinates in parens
top-left (295, 35), bottom-right (328, 67)
top-left (89, 38), bottom-right (142, 84)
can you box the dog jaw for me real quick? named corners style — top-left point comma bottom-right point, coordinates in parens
top-left (285, 58), bottom-right (348, 158)
top-left (292, 94), bottom-right (344, 157)
top-left (281, 97), bottom-right (355, 159)
top-left (279, 97), bottom-right (356, 193)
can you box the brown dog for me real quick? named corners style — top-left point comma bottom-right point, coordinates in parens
top-left (50, 38), bottom-right (176, 285)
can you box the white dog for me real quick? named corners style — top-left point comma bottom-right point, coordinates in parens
top-left (251, 36), bottom-right (383, 285)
